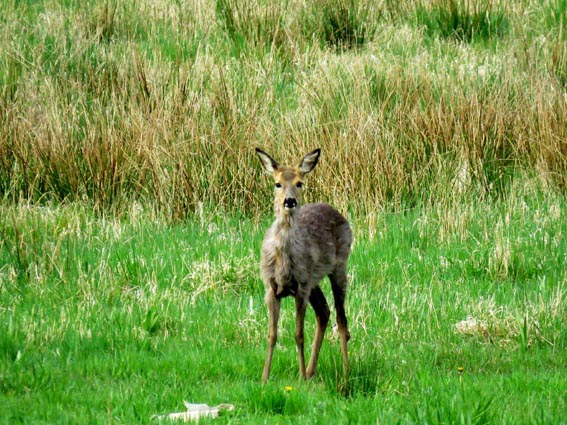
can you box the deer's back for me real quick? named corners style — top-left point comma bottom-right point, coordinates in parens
top-left (295, 203), bottom-right (351, 255)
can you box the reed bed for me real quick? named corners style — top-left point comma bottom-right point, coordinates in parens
top-left (1, 0), bottom-right (566, 218)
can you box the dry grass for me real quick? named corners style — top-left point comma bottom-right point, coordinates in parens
top-left (1, 0), bottom-right (566, 218)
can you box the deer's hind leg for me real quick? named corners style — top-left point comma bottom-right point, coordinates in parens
top-left (306, 285), bottom-right (330, 378)
top-left (330, 266), bottom-right (350, 379)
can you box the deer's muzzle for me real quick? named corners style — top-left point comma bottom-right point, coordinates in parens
top-left (283, 198), bottom-right (297, 209)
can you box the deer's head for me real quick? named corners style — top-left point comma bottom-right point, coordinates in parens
top-left (255, 148), bottom-right (321, 217)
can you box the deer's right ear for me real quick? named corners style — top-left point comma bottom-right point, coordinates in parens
top-left (255, 148), bottom-right (279, 174)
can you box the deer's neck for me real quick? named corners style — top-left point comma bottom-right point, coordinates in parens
top-left (273, 213), bottom-right (295, 255)
top-left (269, 213), bottom-right (298, 296)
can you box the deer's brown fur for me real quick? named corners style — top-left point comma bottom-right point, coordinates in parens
top-left (255, 148), bottom-right (352, 382)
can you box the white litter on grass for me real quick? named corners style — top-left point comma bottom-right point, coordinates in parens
top-left (153, 402), bottom-right (234, 422)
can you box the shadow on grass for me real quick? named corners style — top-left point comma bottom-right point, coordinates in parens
top-left (319, 348), bottom-right (390, 398)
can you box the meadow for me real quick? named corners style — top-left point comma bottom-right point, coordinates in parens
top-left (1, 0), bottom-right (567, 423)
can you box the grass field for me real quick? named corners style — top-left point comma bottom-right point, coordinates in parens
top-left (1, 194), bottom-right (567, 423)
top-left (1, 0), bottom-right (567, 423)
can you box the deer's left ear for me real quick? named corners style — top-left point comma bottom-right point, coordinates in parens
top-left (298, 148), bottom-right (321, 174)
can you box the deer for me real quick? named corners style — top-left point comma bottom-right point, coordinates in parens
top-left (255, 147), bottom-right (352, 383)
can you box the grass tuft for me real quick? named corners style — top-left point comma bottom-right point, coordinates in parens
top-left (215, 0), bottom-right (290, 54)
top-left (415, 0), bottom-right (509, 43)
top-left (305, 0), bottom-right (382, 50)
top-left (90, 1), bottom-right (118, 43)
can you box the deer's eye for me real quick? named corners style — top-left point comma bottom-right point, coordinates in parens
top-left (275, 183), bottom-right (282, 188)
top-left (296, 182), bottom-right (303, 188)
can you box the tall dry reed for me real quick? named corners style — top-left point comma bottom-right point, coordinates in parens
top-left (1, 0), bottom-right (566, 218)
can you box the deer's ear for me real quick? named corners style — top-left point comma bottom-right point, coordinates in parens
top-left (298, 148), bottom-right (321, 174)
top-left (255, 148), bottom-right (279, 174)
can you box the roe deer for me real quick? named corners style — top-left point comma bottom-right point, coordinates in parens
top-left (255, 147), bottom-right (352, 383)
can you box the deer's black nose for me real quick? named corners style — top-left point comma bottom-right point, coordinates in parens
top-left (283, 198), bottom-right (297, 209)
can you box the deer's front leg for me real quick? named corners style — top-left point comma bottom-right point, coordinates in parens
top-left (295, 295), bottom-right (308, 379)
top-left (262, 288), bottom-right (281, 383)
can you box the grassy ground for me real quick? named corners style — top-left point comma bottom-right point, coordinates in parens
top-left (1, 191), bottom-right (566, 423)
top-left (2, 0), bottom-right (567, 423)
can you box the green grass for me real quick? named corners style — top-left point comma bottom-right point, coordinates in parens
top-left (415, 0), bottom-right (509, 43)
top-left (1, 0), bottom-right (567, 422)
top-left (1, 192), bottom-right (566, 423)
